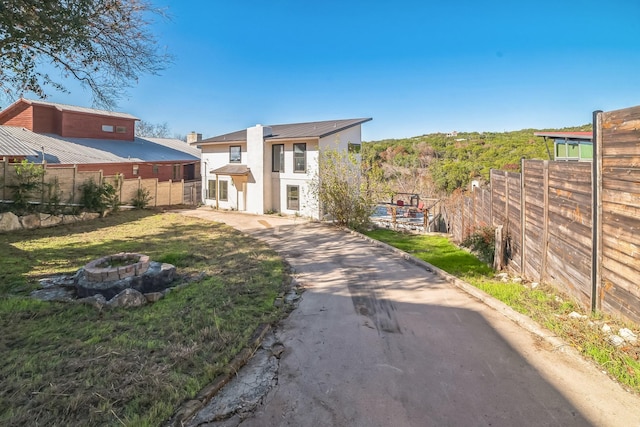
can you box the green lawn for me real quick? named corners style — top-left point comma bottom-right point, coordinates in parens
top-left (0, 211), bottom-right (289, 426)
top-left (363, 228), bottom-right (640, 394)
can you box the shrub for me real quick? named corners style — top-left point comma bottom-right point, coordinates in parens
top-left (6, 160), bottom-right (44, 213)
top-left (461, 226), bottom-right (495, 265)
top-left (42, 176), bottom-right (64, 215)
top-left (310, 146), bottom-right (374, 231)
top-left (79, 178), bottom-right (119, 213)
top-left (131, 187), bottom-right (152, 209)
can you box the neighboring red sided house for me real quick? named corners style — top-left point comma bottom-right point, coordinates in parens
top-left (193, 118), bottom-right (372, 219)
top-left (0, 98), bottom-right (200, 181)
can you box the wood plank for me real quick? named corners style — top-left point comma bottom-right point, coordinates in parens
top-left (602, 185), bottom-right (640, 208)
top-left (547, 200), bottom-right (592, 225)
top-left (602, 264), bottom-right (640, 300)
top-left (600, 274), bottom-right (640, 324)
top-left (544, 253), bottom-right (591, 305)
top-left (547, 179), bottom-right (592, 195)
top-left (547, 215), bottom-right (592, 248)
top-left (603, 155), bottom-right (640, 169)
top-left (602, 106), bottom-right (640, 126)
top-left (602, 166), bottom-right (640, 185)
top-left (603, 246), bottom-right (640, 273)
top-left (602, 197), bottom-right (640, 217)
top-left (602, 217), bottom-right (640, 243)
top-left (548, 162), bottom-right (592, 175)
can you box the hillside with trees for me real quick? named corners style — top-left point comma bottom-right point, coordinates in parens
top-left (362, 125), bottom-right (592, 199)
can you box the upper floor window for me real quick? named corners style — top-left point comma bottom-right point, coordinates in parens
top-left (293, 143), bottom-right (306, 173)
top-left (102, 125), bottom-right (114, 132)
top-left (272, 144), bottom-right (284, 172)
top-left (229, 146), bottom-right (241, 163)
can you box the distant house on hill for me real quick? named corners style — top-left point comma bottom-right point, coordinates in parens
top-left (193, 118), bottom-right (372, 218)
top-left (0, 98), bottom-right (200, 181)
top-left (534, 131), bottom-right (593, 162)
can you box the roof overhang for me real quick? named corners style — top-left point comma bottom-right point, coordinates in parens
top-left (210, 164), bottom-right (251, 176)
top-left (534, 131), bottom-right (592, 141)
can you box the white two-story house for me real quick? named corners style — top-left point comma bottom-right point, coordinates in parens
top-left (194, 118), bottom-right (372, 219)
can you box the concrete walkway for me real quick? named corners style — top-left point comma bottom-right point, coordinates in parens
top-left (178, 208), bottom-right (640, 427)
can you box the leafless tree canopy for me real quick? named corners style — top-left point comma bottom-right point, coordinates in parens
top-left (135, 120), bottom-right (170, 138)
top-left (0, 0), bottom-right (171, 109)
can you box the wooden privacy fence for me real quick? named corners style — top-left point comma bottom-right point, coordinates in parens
top-left (0, 160), bottom-right (201, 207)
top-left (450, 105), bottom-right (640, 323)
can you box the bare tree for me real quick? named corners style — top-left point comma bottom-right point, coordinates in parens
top-left (135, 120), bottom-right (171, 138)
top-left (0, 0), bottom-right (172, 109)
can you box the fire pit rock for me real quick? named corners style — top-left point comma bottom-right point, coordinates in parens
top-left (75, 253), bottom-right (176, 300)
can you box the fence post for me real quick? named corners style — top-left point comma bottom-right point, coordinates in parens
top-left (592, 110), bottom-right (603, 312)
top-left (520, 159), bottom-right (526, 276)
top-left (40, 163), bottom-right (46, 205)
top-left (2, 157), bottom-right (7, 200)
top-left (504, 171), bottom-right (510, 238)
top-left (540, 161), bottom-right (550, 283)
top-left (494, 225), bottom-right (504, 270)
top-left (72, 165), bottom-right (77, 204)
top-left (490, 169), bottom-right (495, 228)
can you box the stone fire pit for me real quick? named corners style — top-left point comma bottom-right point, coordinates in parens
top-left (75, 252), bottom-right (176, 300)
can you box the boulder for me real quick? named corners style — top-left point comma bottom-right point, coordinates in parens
top-left (30, 287), bottom-right (75, 302)
top-left (20, 214), bottom-right (41, 229)
top-left (76, 294), bottom-right (108, 309)
top-left (144, 292), bottom-right (164, 303)
top-left (0, 212), bottom-right (22, 232)
top-left (39, 213), bottom-right (63, 228)
top-left (107, 288), bottom-right (147, 308)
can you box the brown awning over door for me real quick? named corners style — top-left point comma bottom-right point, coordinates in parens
top-left (210, 164), bottom-right (250, 176)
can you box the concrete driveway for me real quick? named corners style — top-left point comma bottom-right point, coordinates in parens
top-left (178, 208), bottom-right (640, 427)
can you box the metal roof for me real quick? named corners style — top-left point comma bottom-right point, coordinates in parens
top-left (198, 118), bottom-right (372, 145)
top-left (0, 126), bottom-right (38, 156)
top-left (0, 126), bottom-right (200, 164)
top-left (534, 131), bottom-right (592, 141)
top-left (0, 98), bottom-right (139, 121)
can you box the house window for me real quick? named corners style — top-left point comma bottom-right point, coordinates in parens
top-left (580, 143), bottom-right (593, 160)
top-left (116, 126), bottom-right (127, 133)
top-left (293, 143), bottom-right (306, 172)
top-left (173, 164), bottom-right (180, 180)
top-left (219, 180), bottom-right (228, 201)
top-left (229, 146), bottom-right (241, 163)
top-left (272, 144), bottom-right (284, 172)
top-left (287, 185), bottom-right (299, 210)
top-left (132, 165), bottom-right (139, 176)
top-left (102, 125), bottom-right (114, 132)
top-left (152, 164), bottom-right (159, 175)
top-left (208, 179), bottom-right (217, 199)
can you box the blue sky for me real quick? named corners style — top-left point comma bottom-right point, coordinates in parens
top-left (23, 0), bottom-right (640, 140)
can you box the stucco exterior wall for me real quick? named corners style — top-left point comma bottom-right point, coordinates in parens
top-left (198, 122), bottom-right (365, 219)
top-left (200, 144), bottom-right (248, 210)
